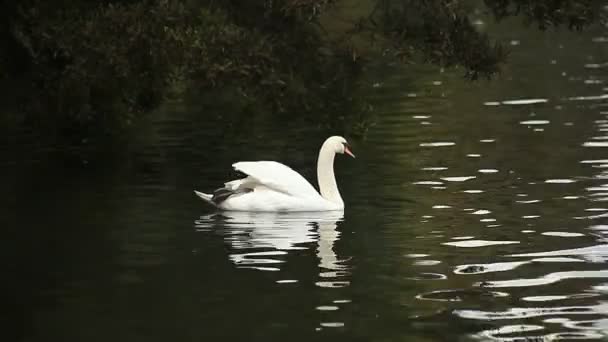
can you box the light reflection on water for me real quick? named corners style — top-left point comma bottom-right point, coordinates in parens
top-left (381, 18), bottom-right (608, 341)
top-left (195, 211), bottom-right (347, 277)
top-left (195, 211), bottom-right (350, 328)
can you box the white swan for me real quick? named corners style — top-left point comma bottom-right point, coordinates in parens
top-left (194, 136), bottom-right (355, 211)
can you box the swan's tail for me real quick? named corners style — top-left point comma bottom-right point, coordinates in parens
top-left (194, 190), bottom-right (217, 207)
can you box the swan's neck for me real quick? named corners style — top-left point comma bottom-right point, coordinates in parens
top-left (317, 142), bottom-right (343, 207)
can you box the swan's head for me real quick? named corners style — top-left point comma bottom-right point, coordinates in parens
top-left (326, 136), bottom-right (355, 158)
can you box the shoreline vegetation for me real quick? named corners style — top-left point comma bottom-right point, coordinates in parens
top-left (0, 0), bottom-right (603, 140)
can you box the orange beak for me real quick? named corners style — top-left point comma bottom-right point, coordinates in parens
top-left (344, 146), bottom-right (355, 158)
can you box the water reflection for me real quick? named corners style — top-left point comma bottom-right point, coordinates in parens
top-left (399, 21), bottom-right (608, 340)
top-left (456, 304), bottom-right (608, 340)
top-left (478, 270), bottom-right (608, 288)
top-left (442, 240), bottom-right (519, 247)
top-left (316, 216), bottom-right (350, 288)
top-left (195, 211), bottom-right (350, 329)
top-left (509, 244), bottom-right (608, 263)
top-left (195, 211), bottom-right (348, 279)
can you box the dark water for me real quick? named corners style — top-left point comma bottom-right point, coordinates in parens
top-left (4, 16), bottom-right (608, 342)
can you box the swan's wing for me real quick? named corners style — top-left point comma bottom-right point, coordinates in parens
top-left (232, 161), bottom-right (320, 198)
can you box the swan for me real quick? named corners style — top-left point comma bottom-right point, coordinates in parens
top-left (194, 136), bottom-right (355, 211)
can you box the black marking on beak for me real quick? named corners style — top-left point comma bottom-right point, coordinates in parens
top-left (343, 142), bottom-right (355, 158)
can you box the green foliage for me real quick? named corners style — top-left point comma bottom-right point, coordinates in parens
top-left (484, 0), bottom-right (605, 30)
top-left (0, 0), bottom-right (603, 138)
top-left (1, 0), bottom-right (360, 136)
top-left (356, 0), bottom-right (508, 79)
top-left (6, 1), bottom-right (258, 129)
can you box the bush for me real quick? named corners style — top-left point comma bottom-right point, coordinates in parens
top-left (0, 0), bottom-right (603, 138)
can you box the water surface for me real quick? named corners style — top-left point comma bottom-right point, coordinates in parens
top-left (4, 15), bottom-right (608, 342)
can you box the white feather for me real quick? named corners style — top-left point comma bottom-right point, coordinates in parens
top-left (194, 136), bottom-right (352, 212)
top-left (232, 161), bottom-right (320, 198)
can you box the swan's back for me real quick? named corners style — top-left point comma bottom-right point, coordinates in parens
top-left (233, 161), bottom-right (320, 198)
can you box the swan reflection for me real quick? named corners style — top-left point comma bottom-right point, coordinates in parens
top-left (195, 211), bottom-right (349, 286)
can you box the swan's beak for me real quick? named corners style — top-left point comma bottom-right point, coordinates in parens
top-left (344, 146), bottom-right (355, 158)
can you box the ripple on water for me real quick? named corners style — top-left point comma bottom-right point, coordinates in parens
top-left (320, 322), bottom-right (344, 328)
top-left (522, 294), bottom-right (597, 302)
top-left (516, 199), bottom-right (541, 204)
top-left (477, 270), bottom-right (608, 288)
top-left (522, 295), bottom-right (568, 302)
top-left (462, 189), bottom-right (484, 194)
top-left (569, 94), bottom-right (608, 101)
top-left (545, 179), bottom-right (577, 183)
top-left (333, 299), bottom-right (351, 304)
top-left (475, 324), bottom-right (545, 341)
top-left (419, 142), bottom-right (456, 147)
top-left (520, 120), bottom-right (550, 125)
top-left (432, 205), bottom-right (452, 209)
top-left (240, 266), bottom-right (281, 271)
top-left (502, 98), bottom-right (549, 105)
top-left (315, 281), bottom-right (350, 288)
top-left (510, 244), bottom-right (608, 263)
top-left (408, 273), bottom-right (447, 281)
top-left (541, 232), bottom-right (585, 237)
top-left (316, 306), bottom-right (339, 311)
top-left (441, 176), bottom-right (476, 182)
top-left (581, 159), bottom-right (608, 164)
top-left (413, 260), bottom-right (442, 266)
top-left (421, 166), bottom-right (448, 171)
top-left (451, 236), bottom-right (474, 240)
top-left (531, 257), bottom-right (584, 263)
top-left (442, 240), bottom-right (519, 247)
top-left (417, 289), bottom-right (509, 302)
top-left (583, 141), bottom-right (608, 147)
top-left (581, 211), bottom-right (608, 220)
top-left (454, 261), bottom-right (529, 275)
top-left (585, 62), bottom-right (608, 69)
top-left (413, 181), bottom-right (443, 185)
top-left (455, 302), bottom-right (608, 320)
top-left (230, 251), bottom-right (288, 267)
top-left (405, 254), bottom-right (430, 258)
top-left (592, 283), bottom-right (608, 293)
